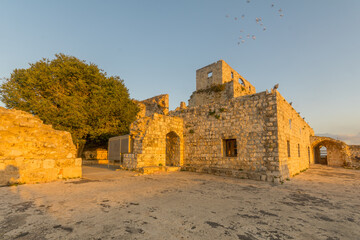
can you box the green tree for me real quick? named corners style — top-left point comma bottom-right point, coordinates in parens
top-left (0, 53), bottom-right (139, 156)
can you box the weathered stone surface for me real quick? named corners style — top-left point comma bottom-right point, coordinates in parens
top-left (171, 90), bottom-right (314, 182)
top-left (276, 93), bottom-right (314, 177)
top-left (0, 107), bottom-right (81, 185)
top-left (112, 60), bottom-right (359, 182)
top-left (189, 60), bottom-right (256, 107)
top-left (83, 148), bottom-right (108, 161)
top-left (310, 136), bottom-right (360, 169)
top-left (122, 113), bottom-right (183, 169)
top-left (135, 94), bottom-right (169, 118)
top-left (349, 145), bottom-right (360, 168)
top-left (83, 148), bottom-right (109, 165)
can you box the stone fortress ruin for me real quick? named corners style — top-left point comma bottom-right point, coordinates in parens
top-left (109, 60), bottom-right (360, 182)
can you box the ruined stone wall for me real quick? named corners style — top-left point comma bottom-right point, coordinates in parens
top-left (349, 145), bottom-right (360, 168)
top-left (0, 107), bottom-right (81, 185)
top-left (83, 148), bottom-right (108, 164)
top-left (171, 91), bottom-right (283, 182)
top-left (196, 60), bottom-right (223, 90)
top-left (190, 60), bottom-right (256, 107)
top-left (311, 136), bottom-right (351, 167)
top-left (276, 93), bottom-right (314, 177)
top-left (83, 148), bottom-right (108, 160)
top-left (327, 144), bottom-right (347, 166)
top-left (126, 113), bottom-right (183, 169)
top-left (188, 82), bottom-right (230, 107)
top-left (135, 94), bottom-right (169, 119)
top-left (188, 80), bottom-right (255, 107)
top-left (221, 61), bottom-right (256, 94)
top-left (196, 60), bottom-right (255, 92)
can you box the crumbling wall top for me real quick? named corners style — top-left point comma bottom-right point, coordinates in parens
top-left (135, 94), bottom-right (169, 118)
top-left (196, 60), bottom-right (255, 93)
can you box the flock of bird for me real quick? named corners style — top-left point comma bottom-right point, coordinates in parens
top-left (225, 1), bottom-right (284, 46)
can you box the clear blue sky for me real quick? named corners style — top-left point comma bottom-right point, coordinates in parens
top-left (1, 0), bottom-right (359, 144)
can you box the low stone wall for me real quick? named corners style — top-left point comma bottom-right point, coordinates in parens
top-left (83, 148), bottom-right (108, 164)
top-left (123, 154), bottom-right (137, 169)
top-left (0, 158), bottom-right (82, 184)
top-left (84, 148), bottom-right (108, 160)
top-left (0, 107), bottom-right (81, 185)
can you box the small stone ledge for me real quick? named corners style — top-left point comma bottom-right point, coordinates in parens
top-left (136, 166), bottom-right (181, 175)
top-left (181, 166), bottom-right (283, 183)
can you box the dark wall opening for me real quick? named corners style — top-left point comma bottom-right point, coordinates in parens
top-left (314, 145), bottom-right (328, 165)
top-left (166, 131), bottom-right (180, 166)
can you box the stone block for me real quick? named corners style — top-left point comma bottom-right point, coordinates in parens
top-left (62, 167), bottom-right (82, 179)
top-left (43, 159), bottom-right (55, 169)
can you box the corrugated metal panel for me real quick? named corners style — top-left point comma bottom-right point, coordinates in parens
top-left (108, 135), bottom-right (131, 161)
top-left (121, 138), bottom-right (129, 153)
top-left (108, 138), bottom-right (121, 161)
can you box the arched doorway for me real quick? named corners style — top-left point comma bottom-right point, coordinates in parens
top-left (311, 137), bottom-right (349, 167)
top-left (166, 131), bottom-right (180, 166)
top-left (314, 145), bottom-right (327, 165)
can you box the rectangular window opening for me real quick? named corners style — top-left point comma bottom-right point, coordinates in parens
top-left (298, 144), bottom-right (300, 157)
top-left (287, 140), bottom-right (291, 157)
top-left (289, 119), bottom-right (292, 129)
top-left (223, 139), bottom-right (237, 157)
top-left (231, 72), bottom-right (234, 79)
top-left (208, 71), bottom-right (213, 78)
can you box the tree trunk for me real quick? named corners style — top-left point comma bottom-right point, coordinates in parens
top-left (76, 140), bottom-right (86, 158)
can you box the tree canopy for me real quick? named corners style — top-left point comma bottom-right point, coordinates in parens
top-left (0, 53), bottom-right (139, 152)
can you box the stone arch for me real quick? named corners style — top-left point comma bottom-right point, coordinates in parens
top-left (311, 136), bottom-right (349, 167)
top-left (314, 145), bottom-right (328, 165)
top-left (166, 131), bottom-right (181, 166)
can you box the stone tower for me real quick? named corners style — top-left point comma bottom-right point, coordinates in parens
top-left (188, 60), bottom-right (256, 107)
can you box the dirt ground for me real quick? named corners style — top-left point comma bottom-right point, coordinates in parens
top-left (0, 165), bottom-right (359, 240)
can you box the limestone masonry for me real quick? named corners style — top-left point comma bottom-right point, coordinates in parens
top-left (109, 60), bottom-right (359, 181)
top-left (0, 107), bottom-right (82, 185)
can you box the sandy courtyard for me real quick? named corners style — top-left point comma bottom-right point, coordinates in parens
top-left (0, 165), bottom-right (359, 240)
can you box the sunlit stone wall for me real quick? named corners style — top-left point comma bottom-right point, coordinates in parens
top-left (0, 107), bottom-right (82, 185)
